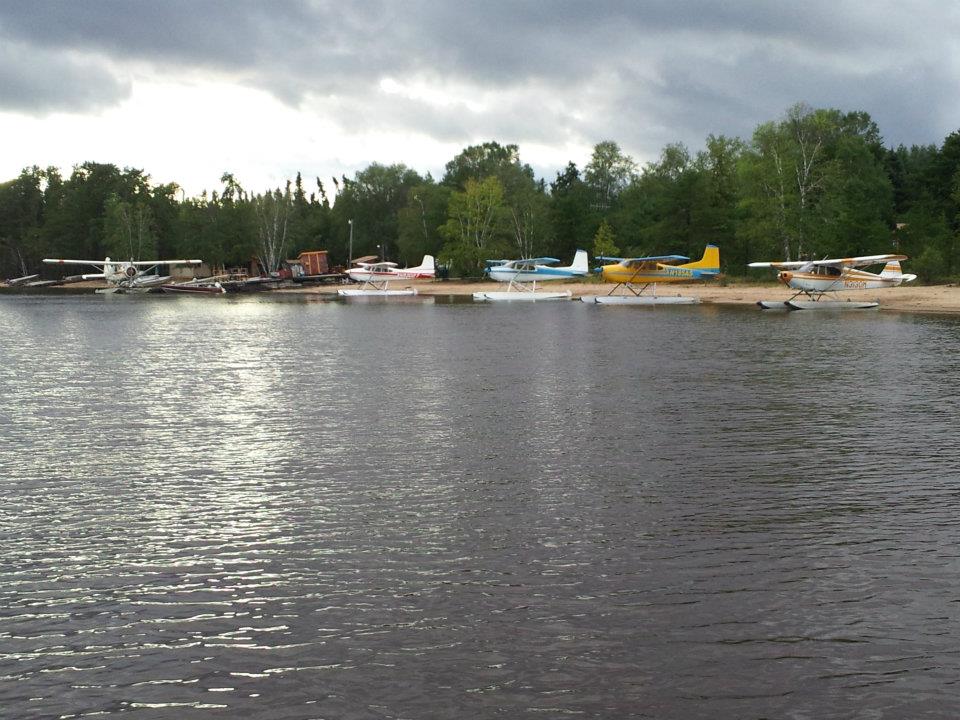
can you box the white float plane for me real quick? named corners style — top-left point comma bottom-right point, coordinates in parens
top-left (748, 254), bottom-right (916, 309)
top-left (473, 250), bottom-right (588, 301)
top-left (338, 255), bottom-right (435, 297)
top-left (43, 256), bottom-right (203, 294)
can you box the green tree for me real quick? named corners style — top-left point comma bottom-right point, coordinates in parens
top-left (397, 180), bottom-right (450, 264)
top-left (103, 195), bottom-right (156, 260)
top-left (40, 162), bottom-right (151, 261)
top-left (287, 173), bottom-right (333, 260)
top-left (613, 143), bottom-right (705, 258)
top-left (584, 140), bottom-right (636, 213)
top-left (442, 142), bottom-right (529, 189)
top-left (331, 163), bottom-right (423, 264)
top-left (438, 176), bottom-right (508, 276)
top-left (549, 162), bottom-right (596, 263)
top-left (592, 219), bottom-right (619, 259)
top-left (695, 134), bottom-right (743, 267)
top-left (503, 167), bottom-right (551, 259)
top-left (0, 166), bottom-right (49, 276)
top-left (738, 104), bottom-right (893, 263)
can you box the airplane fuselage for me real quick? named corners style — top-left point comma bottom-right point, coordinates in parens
top-left (487, 266), bottom-right (579, 283)
top-left (600, 245), bottom-right (720, 286)
top-left (779, 268), bottom-right (903, 293)
top-left (347, 269), bottom-right (433, 283)
top-left (601, 263), bottom-right (716, 284)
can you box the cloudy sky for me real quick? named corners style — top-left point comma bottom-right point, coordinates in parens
top-left (1, 1), bottom-right (958, 196)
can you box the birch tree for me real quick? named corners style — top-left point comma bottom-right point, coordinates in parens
top-left (438, 176), bottom-right (507, 275)
top-left (252, 183), bottom-right (293, 273)
top-left (104, 196), bottom-right (156, 260)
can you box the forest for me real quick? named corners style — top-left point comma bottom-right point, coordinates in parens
top-left (2, 102), bottom-right (960, 281)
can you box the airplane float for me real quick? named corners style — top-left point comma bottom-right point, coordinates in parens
top-left (338, 255), bottom-right (435, 297)
top-left (581, 244), bottom-right (720, 304)
top-left (43, 256), bottom-right (202, 294)
top-left (473, 249), bottom-right (588, 301)
top-left (748, 254), bottom-right (916, 309)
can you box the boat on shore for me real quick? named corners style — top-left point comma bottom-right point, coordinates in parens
top-left (161, 277), bottom-right (227, 295)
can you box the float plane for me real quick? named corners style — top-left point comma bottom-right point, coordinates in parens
top-left (748, 254), bottom-right (916, 309)
top-left (473, 250), bottom-right (588, 301)
top-left (43, 256), bottom-right (202, 294)
top-left (581, 244), bottom-right (720, 304)
top-left (339, 255), bottom-right (435, 297)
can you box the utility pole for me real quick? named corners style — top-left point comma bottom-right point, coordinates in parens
top-left (348, 219), bottom-right (353, 267)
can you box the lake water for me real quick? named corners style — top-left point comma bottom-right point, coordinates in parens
top-left (1, 293), bottom-right (959, 719)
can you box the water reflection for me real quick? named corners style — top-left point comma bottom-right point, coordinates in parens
top-left (1, 296), bottom-right (959, 719)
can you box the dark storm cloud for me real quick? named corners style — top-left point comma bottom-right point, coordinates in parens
top-left (1, 1), bottom-right (956, 154)
top-left (0, 39), bottom-right (130, 112)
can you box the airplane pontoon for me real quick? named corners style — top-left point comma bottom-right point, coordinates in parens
top-left (472, 250), bottom-right (588, 301)
top-left (581, 245), bottom-right (720, 304)
top-left (748, 254), bottom-right (916, 309)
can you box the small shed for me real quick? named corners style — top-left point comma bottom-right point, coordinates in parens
top-left (169, 262), bottom-right (211, 280)
top-left (281, 259), bottom-right (304, 279)
top-left (298, 250), bottom-right (330, 276)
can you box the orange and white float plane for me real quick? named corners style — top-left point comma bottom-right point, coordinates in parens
top-left (748, 254), bottom-right (916, 309)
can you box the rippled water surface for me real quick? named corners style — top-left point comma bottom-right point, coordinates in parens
top-left (2, 294), bottom-right (960, 719)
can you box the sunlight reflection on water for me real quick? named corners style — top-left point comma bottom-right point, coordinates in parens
top-left (1, 295), bottom-right (959, 719)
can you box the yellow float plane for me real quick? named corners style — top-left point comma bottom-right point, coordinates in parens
top-left (581, 245), bottom-right (720, 304)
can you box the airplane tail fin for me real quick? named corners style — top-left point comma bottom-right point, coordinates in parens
top-left (683, 245), bottom-right (720, 277)
top-left (564, 249), bottom-right (589, 276)
top-left (880, 260), bottom-right (917, 284)
top-left (407, 254), bottom-right (435, 276)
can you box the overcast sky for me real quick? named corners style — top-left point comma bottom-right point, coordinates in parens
top-left (1, 1), bottom-right (958, 196)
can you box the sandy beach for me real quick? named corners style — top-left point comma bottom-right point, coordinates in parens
top-left (287, 279), bottom-right (960, 314)
top-left (9, 278), bottom-right (959, 314)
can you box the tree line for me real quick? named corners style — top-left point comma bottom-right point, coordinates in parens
top-left (3, 102), bottom-right (960, 281)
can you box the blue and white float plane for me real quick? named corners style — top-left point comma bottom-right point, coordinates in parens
top-left (473, 250), bottom-right (589, 301)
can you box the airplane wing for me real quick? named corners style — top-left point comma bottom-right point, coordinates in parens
top-left (355, 261), bottom-right (398, 270)
top-left (43, 258), bottom-right (105, 268)
top-left (810, 254), bottom-right (908, 268)
top-left (750, 254), bottom-right (908, 269)
top-left (525, 257), bottom-right (561, 265)
top-left (748, 260), bottom-right (810, 269)
top-left (44, 258), bottom-right (203, 267)
top-left (129, 259), bottom-right (203, 266)
top-left (622, 254), bottom-right (689, 267)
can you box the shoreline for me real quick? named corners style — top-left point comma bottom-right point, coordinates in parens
top-left (285, 280), bottom-right (960, 314)
top-left (7, 279), bottom-right (960, 314)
